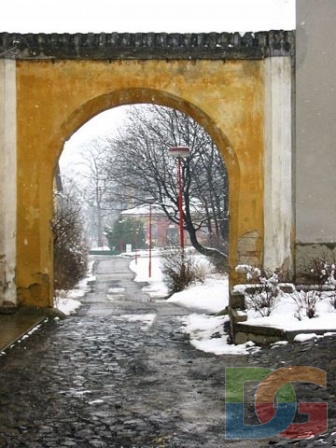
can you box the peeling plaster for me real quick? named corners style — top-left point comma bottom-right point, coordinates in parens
top-left (238, 230), bottom-right (262, 267)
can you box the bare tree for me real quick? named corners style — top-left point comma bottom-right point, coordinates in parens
top-left (104, 105), bottom-right (229, 263)
top-left (71, 139), bottom-right (122, 248)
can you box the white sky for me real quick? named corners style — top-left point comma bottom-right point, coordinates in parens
top-left (1, 0), bottom-right (295, 33)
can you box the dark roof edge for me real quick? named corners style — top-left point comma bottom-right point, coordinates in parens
top-left (0, 31), bottom-right (295, 60)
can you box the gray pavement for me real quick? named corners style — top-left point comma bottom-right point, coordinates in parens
top-left (0, 308), bottom-right (47, 351)
top-left (0, 256), bottom-right (336, 447)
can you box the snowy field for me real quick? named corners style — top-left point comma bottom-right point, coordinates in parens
top-left (55, 254), bottom-right (336, 356)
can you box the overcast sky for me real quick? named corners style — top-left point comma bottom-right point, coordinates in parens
top-left (1, 0), bottom-right (295, 33)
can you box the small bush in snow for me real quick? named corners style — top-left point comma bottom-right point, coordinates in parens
top-left (244, 292), bottom-right (273, 317)
top-left (293, 290), bottom-right (320, 320)
top-left (235, 265), bottom-right (282, 317)
top-left (306, 259), bottom-right (336, 309)
top-left (309, 259), bottom-right (333, 289)
top-left (161, 248), bottom-right (207, 295)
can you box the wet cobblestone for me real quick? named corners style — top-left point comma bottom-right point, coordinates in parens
top-left (0, 256), bottom-right (336, 447)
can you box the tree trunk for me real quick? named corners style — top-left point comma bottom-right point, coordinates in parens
top-left (186, 223), bottom-right (227, 266)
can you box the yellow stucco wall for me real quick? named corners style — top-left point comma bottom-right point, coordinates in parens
top-left (16, 59), bottom-right (264, 307)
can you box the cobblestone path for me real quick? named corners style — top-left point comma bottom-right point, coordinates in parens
top-left (0, 256), bottom-right (336, 448)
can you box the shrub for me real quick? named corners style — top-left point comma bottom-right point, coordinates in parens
top-left (53, 190), bottom-right (88, 293)
top-left (244, 291), bottom-right (275, 317)
top-left (327, 265), bottom-right (336, 308)
top-left (293, 290), bottom-right (320, 320)
top-left (309, 259), bottom-right (334, 288)
top-left (304, 258), bottom-right (336, 309)
top-left (161, 247), bottom-right (207, 295)
top-left (235, 265), bottom-right (282, 317)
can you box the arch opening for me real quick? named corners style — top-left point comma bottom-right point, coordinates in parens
top-left (55, 96), bottom-right (235, 305)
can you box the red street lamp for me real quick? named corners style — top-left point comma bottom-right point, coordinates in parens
top-left (168, 146), bottom-right (190, 262)
top-left (148, 203), bottom-right (152, 278)
top-left (133, 221), bottom-right (138, 265)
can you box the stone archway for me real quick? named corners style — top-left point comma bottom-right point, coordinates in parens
top-left (15, 57), bottom-right (265, 306)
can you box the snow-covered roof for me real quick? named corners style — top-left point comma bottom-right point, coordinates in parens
top-left (121, 204), bottom-right (165, 216)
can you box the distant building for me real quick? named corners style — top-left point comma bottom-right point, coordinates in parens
top-left (120, 203), bottom-right (213, 248)
top-left (121, 204), bottom-right (179, 248)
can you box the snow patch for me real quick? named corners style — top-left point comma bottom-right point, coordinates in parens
top-left (293, 333), bottom-right (322, 342)
top-left (168, 278), bottom-right (228, 313)
top-left (180, 314), bottom-right (259, 356)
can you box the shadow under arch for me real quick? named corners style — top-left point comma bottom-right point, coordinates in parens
top-left (51, 87), bottom-right (240, 284)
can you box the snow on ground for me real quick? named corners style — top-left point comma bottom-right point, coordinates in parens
top-left (129, 250), bottom-right (228, 312)
top-left (129, 252), bottom-right (169, 299)
top-left (130, 253), bottom-right (336, 354)
top-left (180, 313), bottom-right (259, 355)
top-left (54, 251), bottom-right (336, 356)
top-left (293, 333), bottom-right (321, 342)
top-left (54, 260), bottom-right (95, 315)
top-left (168, 277), bottom-right (228, 313)
top-left (129, 252), bottom-right (259, 355)
top-left (234, 265), bottom-right (336, 338)
top-left (55, 286), bottom-right (86, 315)
top-left (242, 291), bottom-right (336, 332)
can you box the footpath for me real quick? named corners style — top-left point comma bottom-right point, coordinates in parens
top-left (0, 257), bottom-right (335, 447)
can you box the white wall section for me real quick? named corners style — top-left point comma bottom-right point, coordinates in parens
top-left (0, 59), bottom-right (17, 303)
top-left (264, 56), bottom-right (293, 275)
top-left (296, 0), bottom-right (336, 244)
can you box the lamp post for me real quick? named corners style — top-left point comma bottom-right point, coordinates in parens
top-left (148, 203), bottom-right (152, 278)
top-left (133, 221), bottom-right (138, 265)
top-left (96, 186), bottom-right (103, 248)
top-left (168, 146), bottom-right (190, 263)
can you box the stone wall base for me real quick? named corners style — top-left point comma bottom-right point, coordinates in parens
top-left (232, 322), bottom-right (336, 346)
top-left (295, 242), bottom-right (336, 280)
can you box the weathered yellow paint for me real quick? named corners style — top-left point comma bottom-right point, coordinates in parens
top-left (16, 59), bottom-right (264, 306)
